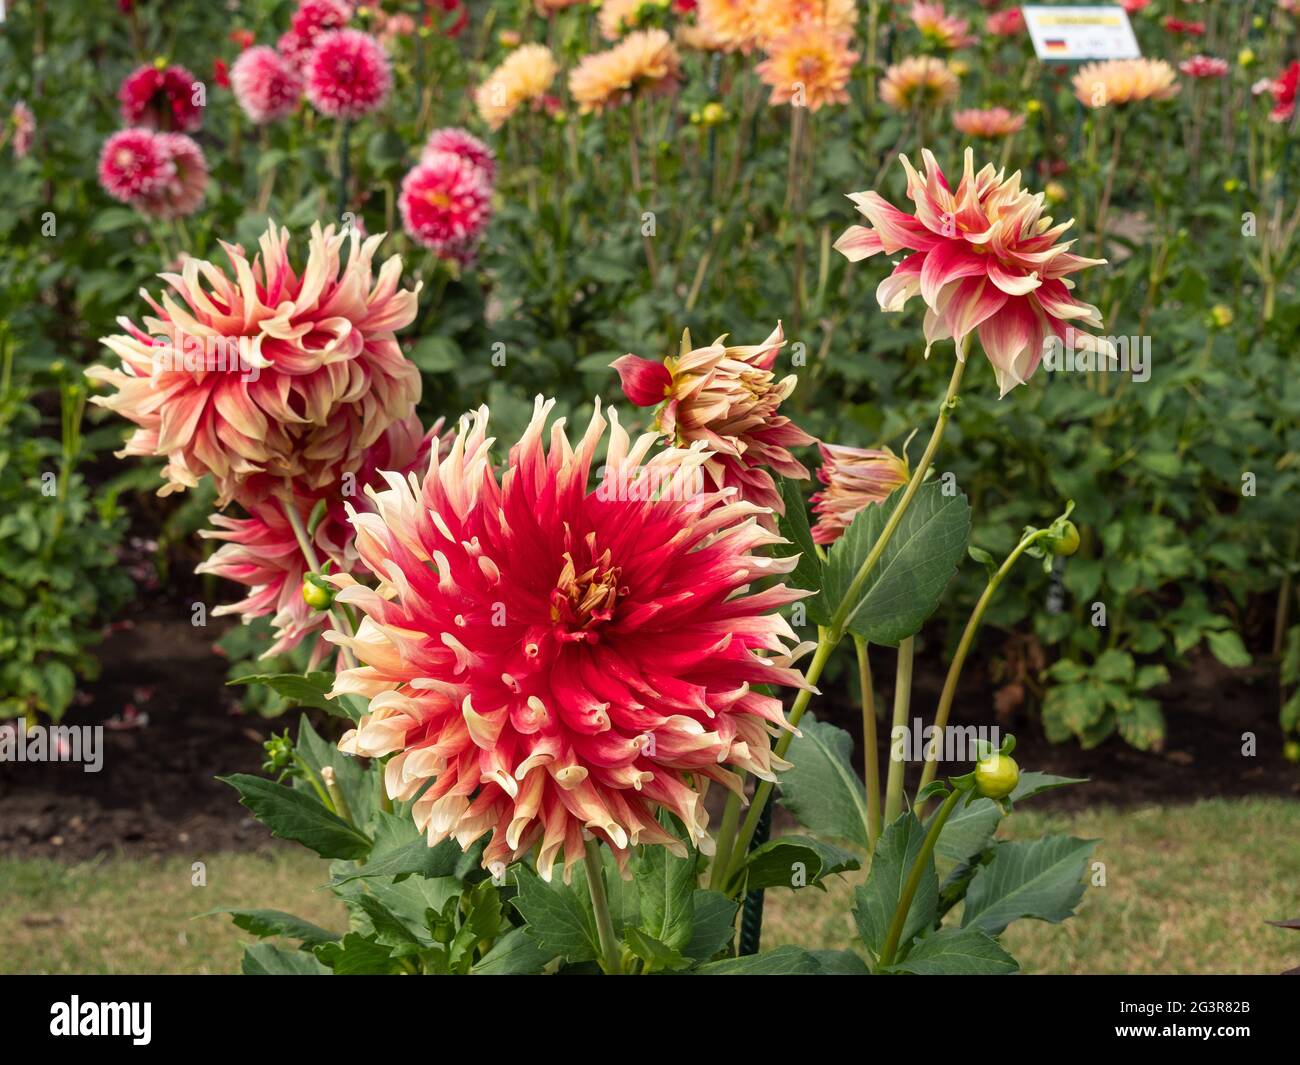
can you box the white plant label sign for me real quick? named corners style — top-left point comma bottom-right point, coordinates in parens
top-left (1022, 5), bottom-right (1142, 61)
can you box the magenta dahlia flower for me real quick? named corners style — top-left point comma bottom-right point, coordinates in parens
top-left (834, 148), bottom-right (1112, 396)
top-left (119, 62), bottom-right (205, 132)
top-left (98, 128), bottom-right (172, 203)
top-left (611, 324), bottom-right (815, 517)
top-left (305, 29), bottom-right (392, 119)
top-left (328, 398), bottom-right (810, 879)
top-left (134, 133), bottom-right (208, 220)
top-left (398, 151), bottom-right (493, 255)
top-left (279, 0), bottom-right (352, 66)
top-left (231, 45), bottom-right (303, 123)
top-left (421, 127), bottom-right (497, 185)
top-left (87, 222), bottom-right (421, 507)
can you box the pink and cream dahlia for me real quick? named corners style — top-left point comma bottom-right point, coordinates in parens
top-left (879, 56), bottom-right (960, 112)
top-left (952, 106), bottom-right (1026, 139)
top-left (834, 148), bottom-right (1112, 396)
top-left (87, 222), bottom-right (421, 506)
top-left (305, 29), bottom-right (392, 119)
top-left (328, 397), bottom-right (810, 878)
top-left (231, 45), bottom-right (303, 123)
top-left (399, 152), bottom-right (493, 256)
top-left (98, 128), bottom-right (172, 203)
top-left (612, 325), bottom-right (815, 516)
top-left (119, 62), bottom-right (205, 132)
top-left (421, 127), bottom-right (497, 185)
top-left (810, 443), bottom-right (909, 544)
top-left (1179, 55), bottom-right (1229, 79)
top-left (909, 1), bottom-right (976, 50)
top-left (134, 132), bottom-right (208, 220)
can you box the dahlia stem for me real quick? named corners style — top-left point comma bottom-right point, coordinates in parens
top-left (877, 786), bottom-right (960, 970)
top-left (1092, 116), bottom-right (1125, 258)
top-left (336, 119), bottom-right (352, 222)
top-left (584, 837), bottom-right (623, 975)
top-left (279, 494), bottom-right (357, 671)
top-left (881, 636), bottom-right (915, 825)
top-left (913, 529), bottom-right (1049, 815)
top-left (855, 635), bottom-right (882, 848)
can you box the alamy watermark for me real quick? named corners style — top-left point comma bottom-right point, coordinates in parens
top-left (150, 331), bottom-right (263, 383)
top-left (0, 721), bottom-right (103, 772)
top-left (890, 718), bottom-right (1001, 764)
top-left (1043, 327), bottom-right (1151, 383)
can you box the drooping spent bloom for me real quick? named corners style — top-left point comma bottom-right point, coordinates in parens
top-left (98, 128), bottom-right (172, 203)
top-left (305, 29), bottom-right (392, 119)
top-left (1073, 58), bottom-right (1179, 107)
top-left (119, 62), bottom-right (205, 132)
top-left (231, 45), bottom-right (303, 123)
top-left (1179, 55), bottom-right (1229, 80)
top-left (134, 133), bottom-right (208, 220)
top-left (910, 2), bottom-right (977, 49)
top-left (880, 56), bottom-right (960, 112)
top-left (751, 0), bottom-right (857, 49)
top-left (10, 101), bottom-right (35, 158)
top-left (421, 127), bottom-right (496, 184)
top-left (279, 0), bottom-right (352, 69)
top-left (756, 22), bottom-right (859, 112)
top-left (612, 325), bottom-right (815, 515)
top-left (328, 397), bottom-right (811, 878)
top-left (952, 107), bottom-right (1025, 139)
top-left (198, 414), bottom-right (441, 661)
top-left (474, 44), bottom-right (560, 130)
top-left (1267, 61), bottom-right (1299, 122)
top-left (569, 29), bottom-right (682, 114)
top-left (399, 151), bottom-right (493, 257)
top-left (695, 0), bottom-right (760, 53)
top-left (87, 222), bottom-right (421, 506)
top-left (810, 444), bottom-right (910, 545)
top-left (986, 8), bottom-right (1024, 35)
top-left (834, 148), bottom-right (1113, 396)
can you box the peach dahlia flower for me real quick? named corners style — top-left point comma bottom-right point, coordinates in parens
top-left (756, 22), bottom-right (859, 112)
top-left (612, 324), bottom-right (814, 516)
top-left (952, 106), bottom-right (1026, 139)
top-left (568, 29), bottom-right (682, 114)
top-left (834, 148), bottom-right (1111, 396)
top-left (909, 1), bottom-right (976, 50)
top-left (880, 56), bottom-right (960, 112)
top-left (88, 222), bottom-right (421, 505)
top-left (696, 0), bottom-right (760, 53)
top-left (1073, 58), bottom-right (1179, 108)
top-left (475, 44), bottom-right (559, 130)
top-left (329, 398), bottom-right (810, 879)
top-left (751, 0), bottom-right (858, 49)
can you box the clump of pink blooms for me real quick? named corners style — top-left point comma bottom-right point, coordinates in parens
top-left (119, 62), bottom-right (205, 132)
top-left (231, 45), bottom-right (303, 123)
top-left (399, 147), bottom-right (494, 266)
top-left (305, 29), bottom-right (392, 119)
top-left (97, 127), bottom-right (208, 219)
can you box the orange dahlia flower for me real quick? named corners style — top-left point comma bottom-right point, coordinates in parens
top-left (568, 29), bottom-right (682, 114)
top-left (328, 398), bottom-right (810, 879)
top-left (756, 22), bottom-right (859, 111)
top-left (475, 43), bottom-right (560, 130)
top-left (835, 148), bottom-right (1111, 396)
top-left (1073, 58), bottom-right (1180, 108)
top-left (751, 0), bottom-right (858, 49)
top-left (612, 324), bottom-right (815, 516)
top-left (810, 443), bottom-right (909, 545)
top-left (879, 56), bottom-right (960, 112)
top-left (696, 0), bottom-right (760, 53)
top-left (87, 222), bottom-right (421, 506)
top-left (952, 106), bottom-right (1026, 139)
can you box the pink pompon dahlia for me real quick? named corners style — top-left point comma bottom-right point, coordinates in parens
top-left (421, 127), bottom-right (497, 185)
top-left (231, 45), bottom-right (303, 123)
top-left (834, 148), bottom-right (1112, 397)
top-left (98, 128), bottom-right (172, 203)
top-left (135, 133), bottom-right (208, 220)
top-left (279, 0), bottom-right (353, 68)
top-left (328, 397), bottom-right (811, 879)
top-left (612, 325), bottom-right (815, 517)
top-left (810, 443), bottom-right (910, 545)
top-left (1179, 55), bottom-right (1229, 80)
top-left (198, 414), bottom-right (442, 662)
top-left (399, 151), bottom-right (493, 256)
top-left (119, 62), bottom-right (205, 132)
top-left (87, 222), bottom-right (421, 506)
top-left (910, 2), bottom-right (977, 50)
top-left (305, 29), bottom-right (392, 119)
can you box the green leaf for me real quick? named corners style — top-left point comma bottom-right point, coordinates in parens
top-left (777, 715), bottom-right (871, 853)
top-left (332, 809), bottom-right (462, 883)
top-left (811, 949), bottom-right (873, 974)
top-left (409, 335), bottom-right (461, 373)
top-left (820, 482), bottom-right (971, 645)
top-left (227, 672), bottom-right (353, 718)
top-left (777, 475), bottom-right (823, 617)
top-left (220, 773), bottom-right (372, 860)
top-left (683, 890), bottom-right (738, 963)
top-left (935, 799), bottom-right (1001, 864)
top-left (241, 942), bottom-right (330, 975)
top-left (206, 908), bottom-right (340, 946)
top-left (1010, 771), bottom-right (1089, 802)
top-left (884, 928), bottom-right (1017, 975)
top-left (1118, 696), bottom-right (1165, 750)
top-left (962, 836), bottom-right (1098, 936)
top-left (510, 864), bottom-right (598, 964)
top-left (624, 927), bottom-right (693, 973)
top-left (471, 926), bottom-right (554, 975)
top-left (692, 944), bottom-right (824, 975)
top-left (633, 827), bottom-right (696, 952)
top-left (294, 714), bottom-right (373, 827)
top-left (852, 812), bottom-right (938, 957)
top-left (313, 932), bottom-right (402, 974)
top-left (734, 834), bottom-right (860, 891)
top-left (1206, 629), bottom-right (1251, 668)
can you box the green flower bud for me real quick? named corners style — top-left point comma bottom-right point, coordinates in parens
top-left (974, 752), bottom-right (1020, 799)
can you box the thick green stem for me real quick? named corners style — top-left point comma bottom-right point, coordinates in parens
top-left (882, 637), bottom-right (915, 825)
top-left (584, 838), bottom-right (623, 975)
top-left (877, 787), bottom-right (961, 969)
top-left (855, 636), bottom-right (882, 848)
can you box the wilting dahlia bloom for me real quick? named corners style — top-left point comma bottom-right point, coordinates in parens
top-left (279, 0), bottom-right (352, 69)
top-left (87, 222), bottom-right (421, 505)
top-left (1073, 58), bottom-right (1179, 107)
top-left (695, 0), bottom-right (759, 53)
top-left (474, 44), bottom-right (560, 130)
top-left (421, 127), bottom-right (496, 184)
top-left (119, 62), bottom-right (205, 132)
top-left (756, 23), bottom-right (859, 112)
top-left (810, 444), bottom-right (910, 545)
top-left (399, 152), bottom-right (493, 259)
top-left (305, 29), bottom-right (392, 119)
top-left (751, 0), bottom-right (857, 48)
top-left (910, 1), bottom-right (976, 49)
top-left (880, 56), bottom-right (960, 112)
top-left (569, 29), bottom-right (683, 114)
top-left (835, 148), bottom-right (1112, 396)
top-left (952, 106), bottom-right (1025, 138)
top-left (612, 325), bottom-right (814, 516)
top-left (231, 45), bottom-right (303, 123)
top-left (10, 101), bottom-right (35, 158)
top-left (199, 414), bottom-right (440, 661)
top-left (329, 398), bottom-right (810, 878)
top-left (986, 8), bottom-right (1024, 35)
top-left (1179, 55), bottom-right (1229, 80)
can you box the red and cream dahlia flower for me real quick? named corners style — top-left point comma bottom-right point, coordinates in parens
top-left (87, 221), bottom-right (421, 506)
top-left (611, 325), bottom-right (815, 516)
top-left (119, 62), bottom-right (205, 132)
top-left (398, 151), bottom-right (493, 257)
top-left (305, 29), bottom-right (392, 119)
top-left (231, 45), bottom-right (303, 124)
top-left (98, 128), bottom-right (172, 203)
top-left (810, 443), bottom-right (910, 545)
top-left (328, 398), bottom-right (811, 878)
top-left (421, 127), bottom-right (497, 185)
top-left (134, 132), bottom-right (208, 220)
top-left (834, 148), bottom-right (1112, 396)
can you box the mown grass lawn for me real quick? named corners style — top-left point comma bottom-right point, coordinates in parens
top-left (3, 798), bottom-right (1297, 975)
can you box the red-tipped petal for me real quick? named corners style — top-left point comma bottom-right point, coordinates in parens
top-left (611, 354), bottom-right (672, 407)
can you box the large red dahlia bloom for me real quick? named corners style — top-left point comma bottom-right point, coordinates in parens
top-left (87, 222), bottom-right (421, 506)
top-left (835, 148), bottom-right (1111, 396)
top-left (328, 398), bottom-right (810, 879)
